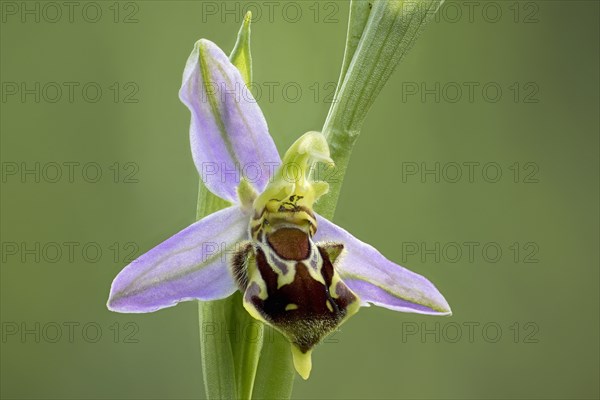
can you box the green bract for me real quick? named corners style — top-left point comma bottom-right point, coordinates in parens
top-left (318, 0), bottom-right (445, 218)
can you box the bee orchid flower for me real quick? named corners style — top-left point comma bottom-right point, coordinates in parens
top-left (107, 39), bottom-right (451, 380)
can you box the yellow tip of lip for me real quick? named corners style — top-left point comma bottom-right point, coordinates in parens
top-left (291, 346), bottom-right (312, 380)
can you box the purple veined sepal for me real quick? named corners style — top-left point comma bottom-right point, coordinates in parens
top-left (314, 214), bottom-right (452, 316)
top-left (179, 39), bottom-right (281, 203)
top-left (107, 206), bottom-right (250, 313)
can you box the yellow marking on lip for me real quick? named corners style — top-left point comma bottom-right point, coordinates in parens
top-left (277, 270), bottom-right (296, 289)
top-left (243, 297), bottom-right (267, 323)
top-left (285, 303), bottom-right (298, 311)
top-left (291, 346), bottom-right (313, 380)
top-left (329, 274), bottom-right (343, 299)
top-left (246, 255), bottom-right (269, 301)
top-left (326, 300), bottom-right (333, 312)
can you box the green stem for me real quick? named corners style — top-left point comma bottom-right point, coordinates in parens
top-left (195, 181), bottom-right (237, 399)
top-left (315, 0), bottom-right (444, 219)
top-left (251, 327), bottom-right (295, 399)
top-left (197, 297), bottom-right (236, 399)
top-left (196, 182), bottom-right (267, 399)
top-left (228, 292), bottom-right (263, 399)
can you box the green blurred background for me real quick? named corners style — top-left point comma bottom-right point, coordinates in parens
top-left (1, 1), bottom-right (598, 398)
